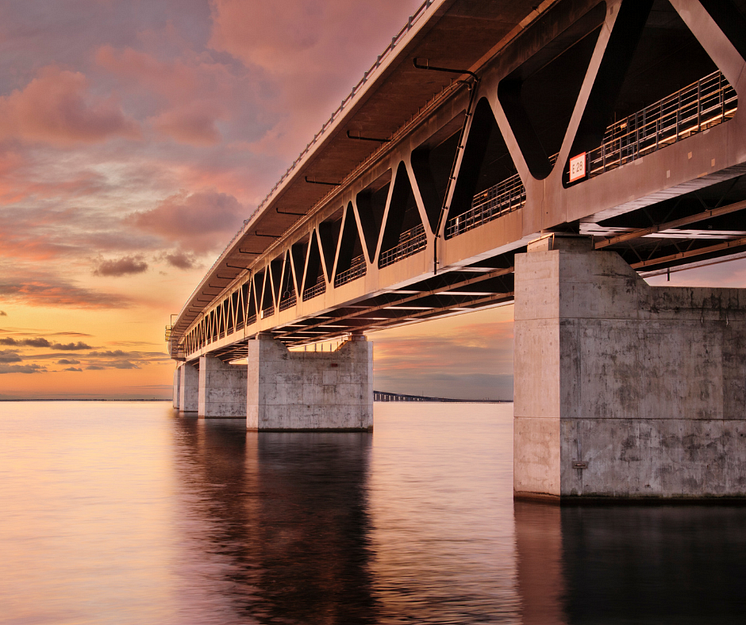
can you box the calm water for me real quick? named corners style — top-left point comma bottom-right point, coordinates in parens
top-left (1, 401), bottom-right (745, 624)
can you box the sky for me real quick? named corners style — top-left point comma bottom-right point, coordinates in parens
top-left (1, 0), bottom-right (745, 401)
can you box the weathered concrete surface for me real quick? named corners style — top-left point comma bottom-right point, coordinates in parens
top-left (172, 367), bottom-right (181, 409)
top-left (179, 362), bottom-right (199, 413)
top-left (198, 355), bottom-right (247, 418)
top-left (514, 241), bottom-right (746, 499)
top-left (247, 334), bottom-right (373, 431)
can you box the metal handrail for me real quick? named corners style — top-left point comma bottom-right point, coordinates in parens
top-left (379, 223), bottom-right (427, 268)
top-left (445, 171), bottom-right (526, 238)
top-left (334, 254), bottom-right (367, 287)
top-left (303, 277), bottom-right (327, 301)
top-left (279, 291), bottom-right (297, 311)
top-left (584, 70), bottom-right (737, 179)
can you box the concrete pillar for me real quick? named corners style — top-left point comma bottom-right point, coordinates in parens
top-left (247, 334), bottom-right (373, 431)
top-left (172, 367), bottom-right (181, 409)
top-left (198, 355), bottom-right (248, 418)
top-left (513, 236), bottom-right (746, 500)
top-left (179, 362), bottom-right (199, 413)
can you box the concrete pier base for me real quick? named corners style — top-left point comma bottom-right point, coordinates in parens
top-left (179, 362), bottom-right (199, 413)
top-left (198, 355), bottom-right (247, 418)
top-left (247, 334), bottom-right (373, 431)
top-left (172, 367), bottom-right (180, 409)
top-left (513, 238), bottom-right (746, 500)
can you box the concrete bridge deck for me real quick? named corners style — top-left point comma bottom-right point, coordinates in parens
top-left (169, 0), bottom-right (746, 500)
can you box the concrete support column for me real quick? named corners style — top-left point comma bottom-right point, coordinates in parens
top-left (513, 236), bottom-right (746, 500)
top-left (198, 355), bottom-right (247, 418)
top-left (179, 362), bottom-right (199, 413)
top-left (247, 334), bottom-right (373, 431)
top-left (172, 367), bottom-right (181, 409)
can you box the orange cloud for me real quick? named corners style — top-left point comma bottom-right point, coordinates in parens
top-left (0, 66), bottom-right (140, 145)
top-left (0, 272), bottom-right (131, 309)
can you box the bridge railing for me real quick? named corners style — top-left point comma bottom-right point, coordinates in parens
top-left (445, 172), bottom-right (526, 238)
top-left (585, 70), bottom-right (737, 179)
top-left (303, 277), bottom-right (327, 302)
top-left (379, 223), bottom-right (427, 268)
top-left (279, 291), bottom-right (297, 312)
top-left (334, 254), bottom-right (367, 287)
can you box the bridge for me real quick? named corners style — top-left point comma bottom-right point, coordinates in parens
top-left (168, 0), bottom-right (746, 500)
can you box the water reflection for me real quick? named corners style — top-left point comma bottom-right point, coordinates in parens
top-left (172, 417), bottom-right (378, 624)
top-left (2, 402), bottom-right (745, 623)
top-left (516, 502), bottom-right (746, 624)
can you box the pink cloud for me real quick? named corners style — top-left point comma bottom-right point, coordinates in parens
top-left (0, 66), bottom-right (140, 145)
top-left (208, 0), bottom-right (423, 158)
top-left (96, 46), bottom-right (239, 145)
top-left (150, 103), bottom-right (222, 145)
top-left (128, 189), bottom-right (247, 253)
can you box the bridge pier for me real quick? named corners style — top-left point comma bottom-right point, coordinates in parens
top-left (198, 355), bottom-right (248, 418)
top-left (513, 236), bottom-right (746, 500)
top-left (178, 362), bottom-right (199, 413)
top-left (172, 367), bottom-right (180, 409)
top-left (247, 334), bottom-right (373, 431)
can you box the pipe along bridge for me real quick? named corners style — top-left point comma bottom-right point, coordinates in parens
top-left (169, 0), bottom-right (746, 500)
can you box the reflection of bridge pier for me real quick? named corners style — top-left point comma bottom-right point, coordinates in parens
top-left (515, 500), bottom-right (746, 623)
top-left (171, 418), bottom-right (378, 623)
top-left (170, 0), bottom-right (746, 497)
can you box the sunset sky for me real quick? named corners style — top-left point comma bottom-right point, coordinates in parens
top-left (2, 0), bottom-right (745, 401)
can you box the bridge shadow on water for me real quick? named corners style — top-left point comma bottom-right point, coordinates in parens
top-left (171, 416), bottom-right (746, 624)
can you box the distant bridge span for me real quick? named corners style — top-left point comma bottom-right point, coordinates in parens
top-left (170, 0), bottom-right (746, 501)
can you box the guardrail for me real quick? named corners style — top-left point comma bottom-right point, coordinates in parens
top-left (334, 254), bottom-right (367, 287)
top-left (445, 172), bottom-right (526, 238)
top-left (279, 292), bottom-right (297, 311)
top-left (379, 223), bottom-right (427, 268)
top-left (584, 70), bottom-right (737, 179)
top-left (303, 277), bottom-right (327, 301)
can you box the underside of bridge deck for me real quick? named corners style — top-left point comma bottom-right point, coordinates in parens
top-left (169, 0), bottom-right (746, 496)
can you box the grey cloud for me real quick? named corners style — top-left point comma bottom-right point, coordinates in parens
top-left (22, 337), bottom-right (51, 347)
top-left (0, 337), bottom-right (91, 350)
top-left (94, 255), bottom-right (148, 277)
top-left (64, 367), bottom-right (83, 372)
top-left (111, 360), bottom-right (140, 369)
top-left (57, 359), bottom-right (81, 365)
top-left (52, 341), bottom-right (92, 351)
top-left (0, 350), bottom-right (22, 363)
top-left (164, 250), bottom-right (196, 270)
top-left (0, 363), bottom-right (44, 374)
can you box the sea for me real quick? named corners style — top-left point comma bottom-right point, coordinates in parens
top-left (1, 401), bottom-right (745, 624)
